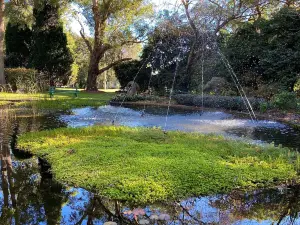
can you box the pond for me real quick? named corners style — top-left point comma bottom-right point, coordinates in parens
top-left (62, 105), bottom-right (300, 150)
top-left (1, 105), bottom-right (300, 224)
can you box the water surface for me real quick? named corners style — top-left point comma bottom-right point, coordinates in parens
top-left (61, 105), bottom-right (300, 150)
top-left (1, 106), bottom-right (300, 224)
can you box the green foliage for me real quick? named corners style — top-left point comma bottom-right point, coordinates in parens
top-left (174, 94), bottom-right (266, 111)
top-left (224, 8), bottom-right (300, 92)
top-left (272, 91), bottom-right (299, 110)
top-left (114, 60), bottom-right (151, 90)
top-left (29, 0), bottom-right (73, 85)
top-left (18, 126), bottom-right (300, 204)
top-left (294, 78), bottom-right (300, 96)
top-left (141, 24), bottom-right (190, 92)
top-left (0, 101), bottom-right (11, 106)
top-left (4, 0), bottom-right (34, 26)
top-left (111, 94), bottom-right (160, 102)
top-left (259, 102), bottom-right (268, 113)
top-left (5, 23), bottom-right (32, 68)
top-left (4, 68), bottom-right (47, 93)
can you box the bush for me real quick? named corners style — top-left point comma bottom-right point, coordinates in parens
top-left (173, 94), bottom-right (266, 111)
top-left (259, 102), bottom-right (269, 113)
top-left (172, 94), bottom-right (195, 106)
top-left (203, 77), bottom-right (232, 95)
top-left (5, 68), bottom-right (48, 93)
top-left (111, 94), bottom-right (160, 103)
top-left (294, 79), bottom-right (300, 97)
top-left (272, 91), bottom-right (298, 110)
top-left (114, 60), bottom-right (151, 91)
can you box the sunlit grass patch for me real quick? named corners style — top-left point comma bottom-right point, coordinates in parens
top-left (0, 90), bottom-right (115, 110)
top-left (0, 101), bottom-right (11, 106)
top-left (18, 126), bottom-right (300, 204)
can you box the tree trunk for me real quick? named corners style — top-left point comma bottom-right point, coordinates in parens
top-left (86, 51), bottom-right (101, 91)
top-left (104, 70), bottom-right (107, 90)
top-left (0, 0), bottom-right (5, 85)
top-left (181, 0), bottom-right (199, 91)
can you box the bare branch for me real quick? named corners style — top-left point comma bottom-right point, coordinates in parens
top-left (181, 0), bottom-right (199, 74)
top-left (79, 30), bottom-right (93, 53)
top-left (74, 12), bottom-right (93, 53)
top-left (98, 58), bottom-right (132, 74)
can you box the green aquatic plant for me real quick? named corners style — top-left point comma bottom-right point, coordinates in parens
top-left (18, 126), bottom-right (300, 204)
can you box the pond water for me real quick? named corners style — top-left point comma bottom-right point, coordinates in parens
top-left (61, 105), bottom-right (300, 150)
top-left (1, 105), bottom-right (300, 225)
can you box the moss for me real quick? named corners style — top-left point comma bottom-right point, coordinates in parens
top-left (18, 126), bottom-right (300, 204)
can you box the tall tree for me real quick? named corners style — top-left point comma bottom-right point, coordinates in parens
top-left (225, 7), bottom-right (300, 91)
top-left (0, 0), bottom-right (34, 85)
top-left (75, 0), bottom-right (152, 91)
top-left (5, 23), bottom-right (32, 68)
top-left (0, 0), bottom-right (4, 85)
top-left (29, 0), bottom-right (73, 86)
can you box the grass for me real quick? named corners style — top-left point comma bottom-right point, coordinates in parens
top-left (18, 126), bottom-right (300, 204)
top-left (0, 101), bottom-right (11, 106)
top-left (0, 89), bottom-right (115, 110)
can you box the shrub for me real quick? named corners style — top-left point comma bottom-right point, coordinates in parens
top-left (111, 94), bottom-right (160, 103)
top-left (294, 79), bottom-right (300, 97)
top-left (272, 91), bottom-right (298, 110)
top-left (204, 77), bottom-right (232, 95)
top-left (5, 68), bottom-right (48, 93)
top-left (114, 60), bottom-right (151, 91)
top-left (173, 94), bottom-right (266, 111)
top-left (172, 94), bottom-right (195, 106)
top-left (259, 102), bottom-right (268, 113)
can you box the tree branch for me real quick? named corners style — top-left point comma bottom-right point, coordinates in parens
top-left (74, 12), bottom-right (93, 53)
top-left (79, 30), bottom-right (93, 53)
top-left (98, 58), bottom-right (132, 74)
top-left (181, 0), bottom-right (199, 74)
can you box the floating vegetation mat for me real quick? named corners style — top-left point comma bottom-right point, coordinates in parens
top-left (18, 126), bottom-right (300, 204)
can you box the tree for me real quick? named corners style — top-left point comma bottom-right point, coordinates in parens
top-left (114, 60), bottom-right (151, 91)
top-left (0, 0), bottom-right (34, 85)
top-left (75, 0), bottom-right (152, 91)
top-left (140, 20), bottom-right (192, 92)
top-left (224, 7), bottom-right (300, 92)
top-left (29, 0), bottom-right (73, 86)
top-left (5, 22), bottom-right (32, 68)
top-left (0, 0), bottom-right (4, 85)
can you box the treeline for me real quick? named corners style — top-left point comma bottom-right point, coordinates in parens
top-left (1, 0), bottom-right (151, 92)
top-left (114, 3), bottom-right (300, 100)
top-left (2, 0), bottom-right (300, 98)
top-left (5, 0), bottom-right (72, 91)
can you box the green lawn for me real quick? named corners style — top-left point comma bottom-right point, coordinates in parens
top-left (0, 101), bottom-right (11, 106)
top-left (18, 126), bottom-right (300, 204)
top-left (0, 89), bottom-right (115, 110)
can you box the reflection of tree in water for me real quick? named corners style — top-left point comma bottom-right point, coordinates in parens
top-left (0, 108), bottom-right (69, 224)
top-left (0, 145), bottom-right (71, 224)
top-left (64, 193), bottom-right (135, 225)
top-left (209, 188), bottom-right (300, 223)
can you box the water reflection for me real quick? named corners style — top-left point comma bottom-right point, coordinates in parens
top-left (1, 107), bottom-right (300, 224)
